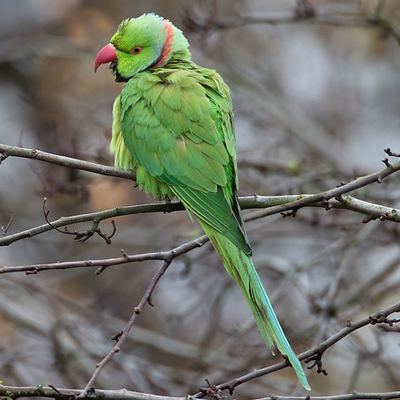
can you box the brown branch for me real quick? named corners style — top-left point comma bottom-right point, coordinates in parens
top-left (244, 158), bottom-right (400, 223)
top-left (194, 301), bottom-right (400, 397)
top-left (184, 0), bottom-right (400, 47)
top-left (1, 301), bottom-right (399, 400)
top-left (42, 197), bottom-right (117, 244)
top-left (0, 143), bottom-right (136, 181)
top-left (2, 191), bottom-right (400, 275)
top-left (1, 192), bottom-right (400, 251)
top-left (0, 385), bottom-right (185, 400)
top-left (1, 386), bottom-right (400, 400)
top-left (1, 144), bottom-right (400, 244)
top-left (2, 192), bottom-right (400, 248)
top-left (1, 211), bottom-right (14, 235)
top-left (78, 256), bottom-right (174, 398)
top-left (0, 235), bottom-right (208, 275)
top-left (0, 201), bottom-right (184, 247)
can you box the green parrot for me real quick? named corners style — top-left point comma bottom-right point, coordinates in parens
top-left (94, 13), bottom-right (310, 390)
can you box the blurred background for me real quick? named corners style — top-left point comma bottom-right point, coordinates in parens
top-left (1, 0), bottom-right (400, 397)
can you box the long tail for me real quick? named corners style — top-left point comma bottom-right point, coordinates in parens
top-left (201, 223), bottom-right (311, 391)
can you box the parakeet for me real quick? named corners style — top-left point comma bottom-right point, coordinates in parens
top-left (94, 13), bottom-right (310, 390)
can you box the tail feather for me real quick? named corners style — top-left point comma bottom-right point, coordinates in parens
top-left (202, 223), bottom-right (311, 391)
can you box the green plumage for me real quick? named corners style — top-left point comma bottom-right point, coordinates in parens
top-left (99, 13), bottom-right (310, 390)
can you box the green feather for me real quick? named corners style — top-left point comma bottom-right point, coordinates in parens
top-left (105, 13), bottom-right (310, 390)
top-left (182, 139), bottom-right (204, 168)
top-left (202, 224), bottom-right (311, 391)
top-left (160, 84), bottom-right (182, 110)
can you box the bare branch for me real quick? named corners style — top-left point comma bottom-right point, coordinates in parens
top-left (2, 191), bottom-right (400, 274)
top-left (0, 143), bottom-right (136, 181)
top-left (0, 385), bottom-right (185, 400)
top-left (78, 256), bottom-right (174, 398)
top-left (1, 385), bottom-right (400, 400)
top-left (1, 302), bottom-right (399, 400)
top-left (0, 201), bottom-right (184, 247)
top-left (244, 158), bottom-right (400, 222)
top-left (1, 193), bottom-right (400, 248)
top-left (183, 1), bottom-right (400, 46)
top-left (0, 235), bottom-right (208, 275)
top-left (194, 301), bottom-right (400, 397)
top-left (42, 197), bottom-right (117, 244)
top-left (2, 149), bottom-right (400, 247)
top-left (1, 211), bottom-right (14, 235)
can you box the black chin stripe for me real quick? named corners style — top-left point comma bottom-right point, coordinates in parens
top-left (113, 69), bottom-right (130, 82)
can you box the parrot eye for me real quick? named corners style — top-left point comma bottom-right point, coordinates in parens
top-left (131, 46), bottom-right (143, 55)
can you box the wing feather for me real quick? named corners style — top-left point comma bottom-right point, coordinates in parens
top-left (119, 68), bottom-right (251, 254)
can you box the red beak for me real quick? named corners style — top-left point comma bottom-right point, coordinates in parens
top-left (94, 43), bottom-right (118, 72)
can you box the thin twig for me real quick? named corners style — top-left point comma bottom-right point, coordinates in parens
top-left (376, 0), bottom-right (387, 16)
top-left (245, 159), bottom-right (400, 222)
top-left (0, 302), bottom-right (399, 400)
top-left (1, 211), bottom-right (14, 235)
top-left (0, 201), bottom-right (184, 247)
top-left (0, 385), bottom-right (184, 400)
top-left (2, 191), bottom-right (400, 247)
top-left (42, 197), bottom-right (117, 244)
top-left (194, 301), bottom-right (400, 397)
top-left (0, 235), bottom-right (208, 275)
top-left (1, 386), bottom-right (400, 400)
top-left (78, 257), bottom-right (174, 398)
top-left (2, 190), bottom-right (400, 275)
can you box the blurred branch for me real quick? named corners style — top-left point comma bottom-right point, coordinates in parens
top-left (78, 255), bottom-right (175, 399)
top-left (184, 2), bottom-right (367, 32)
top-left (1, 144), bottom-right (400, 248)
top-left (184, 1), bottom-right (400, 45)
top-left (373, 12), bottom-right (400, 46)
top-left (1, 301), bottom-right (399, 400)
top-left (372, 0), bottom-right (400, 46)
top-left (195, 300), bottom-right (400, 397)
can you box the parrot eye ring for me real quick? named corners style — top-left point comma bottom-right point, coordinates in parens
top-left (131, 46), bottom-right (143, 54)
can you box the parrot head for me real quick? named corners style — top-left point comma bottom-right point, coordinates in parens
top-left (94, 13), bottom-right (190, 82)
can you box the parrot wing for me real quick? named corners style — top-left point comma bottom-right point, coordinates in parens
top-left (119, 68), bottom-right (251, 255)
